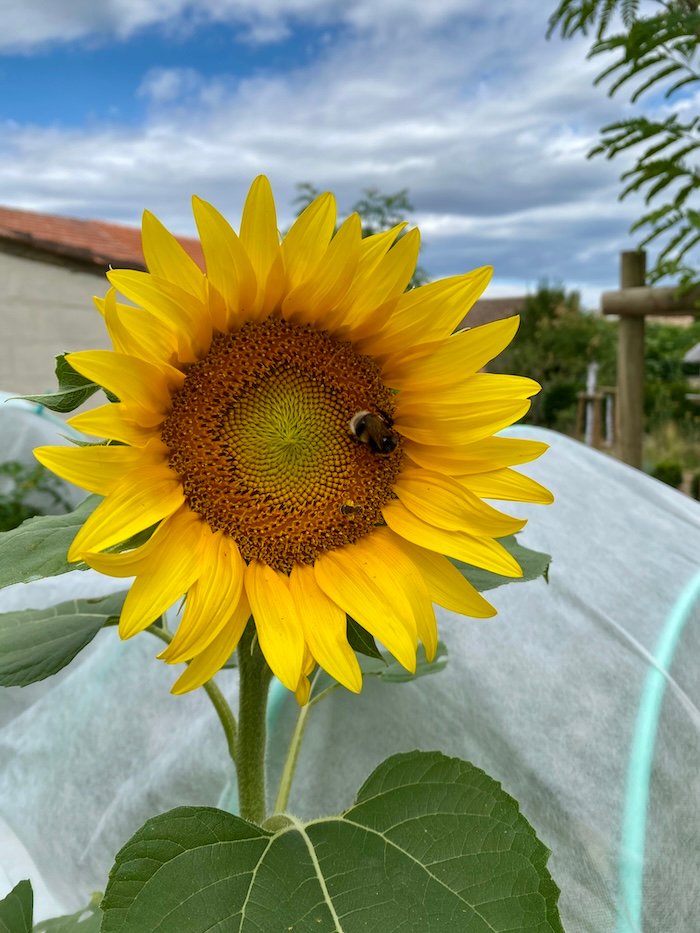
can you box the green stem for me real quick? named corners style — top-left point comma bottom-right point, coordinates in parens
top-left (236, 623), bottom-right (273, 824)
top-left (273, 669), bottom-right (324, 815)
top-left (147, 624), bottom-right (237, 764)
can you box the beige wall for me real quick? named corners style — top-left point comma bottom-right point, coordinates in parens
top-left (0, 251), bottom-right (111, 396)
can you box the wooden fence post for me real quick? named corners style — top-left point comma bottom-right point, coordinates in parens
top-left (617, 252), bottom-right (646, 468)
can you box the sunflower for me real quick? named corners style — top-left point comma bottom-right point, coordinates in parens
top-left (35, 176), bottom-right (551, 702)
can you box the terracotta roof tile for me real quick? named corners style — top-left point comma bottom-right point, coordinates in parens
top-left (0, 204), bottom-right (204, 270)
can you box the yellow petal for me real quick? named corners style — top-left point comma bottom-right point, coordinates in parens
top-left (395, 399), bottom-right (531, 447)
top-left (404, 436), bottom-right (549, 476)
top-left (323, 222), bottom-right (407, 332)
top-left (382, 498), bottom-right (523, 578)
top-left (281, 213), bottom-right (362, 324)
top-left (314, 537), bottom-right (418, 673)
top-left (82, 507), bottom-right (185, 577)
top-left (244, 560), bottom-right (305, 691)
top-left (170, 592), bottom-right (251, 695)
top-left (141, 209), bottom-right (205, 300)
top-left (65, 349), bottom-right (183, 414)
top-left (359, 266), bottom-right (493, 358)
top-left (118, 510), bottom-right (207, 638)
top-left (458, 468), bottom-right (554, 504)
top-left (383, 315), bottom-right (520, 389)
top-left (67, 404), bottom-right (157, 447)
top-left (107, 270), bottom-right (211, 361)
top-left (192, 196), bottom-right (257, 327)
top-left (161, 532), bottom-right (245, 663)
top-left (281, 192), bottom-right (336, 291)
top-left (289, 563), bottom-right (361, 693)
top-left (334, 228), bottom-right (421, 340)
top-left (396, 374), bottom-right (541, 416)
top-left (34, 441), bottom-right (166, 496)
top-left (68, 464), bottom-right (184, 560)
top-left (393, 468), bottom-right (526, 536)
top-left (99, 288), bottom-right (177, 366)
top-left (239, 176), bottom-right (285, 319)
top-left (360, 528), bottom-right (437, 661)
top-left (396, 539), bottom-right (496, 618)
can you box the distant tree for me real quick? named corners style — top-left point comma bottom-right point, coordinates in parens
top-left (293, 182), bottom-right (428, 286)
top-left (488, 283), bottom-right (617, 431)
top-left (548, 1), bottom-right (700, 287)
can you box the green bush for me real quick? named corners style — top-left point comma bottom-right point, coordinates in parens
top-left (650, 459), bottom-right (683, 489)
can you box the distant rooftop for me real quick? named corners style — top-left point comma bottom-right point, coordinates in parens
top-left (0, 204), bottom-right (203, 273)
top-left (0, 205), bottom-right (526, 328)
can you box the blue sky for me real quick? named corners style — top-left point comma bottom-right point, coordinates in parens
top-left (0, 0), bottom-right (680, 307)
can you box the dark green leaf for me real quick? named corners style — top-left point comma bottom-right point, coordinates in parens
top-left (450, 535), bottom-right (551, 592)
top-left (0, 496), bottom-right (98, 588)
top-left (101, 751), bottom-right (563, 932)
top-left (0, 590), bottom-right (126, 687)
top-left (0, 880), bottom-right (32, 933)
top-left (20, 355), bottom-right (102, 414)
top-left (360, 641), bottom-right (448, 683)
top-left (346, 616), bottom-right (384, 660)
top-left (34, 896), bottom-right (102, 932)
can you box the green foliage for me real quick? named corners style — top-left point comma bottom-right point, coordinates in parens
top-left (100, 751), bottom-right (563, 932)
top-left (0, 879), bottom-right (32, 933)
top-left (294, 182), bottom-right (428, 287)
top-left (0, 590), bottom-right (126, 687)
top-left (450, 535), bottom-right (552, 592)
top-left (34, 894), bottom-right (103, 932)
top-left (548, 0), bottom-right (700, 285)
top-left (489, 283), bottom-right (617, 431)
top-left (651, 457), bottom-right (683, 485)
top-left (0, 495), bottom-right (98, 588)
top-left (20, 354), bottom-right (114, 413)
top-left (0, 459), bottom-right (73, 532)
top-left (644, 319), bottom-right (700, 428)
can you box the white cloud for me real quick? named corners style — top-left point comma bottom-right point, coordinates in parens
top-left (0, 0), bottom-right (655, 297)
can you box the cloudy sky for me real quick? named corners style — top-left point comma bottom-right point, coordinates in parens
top-left (0, 0), bottom-right (672, 307)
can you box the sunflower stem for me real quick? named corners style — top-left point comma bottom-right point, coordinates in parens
top-left (273, 669), bottom-right (323, 815)
top-left (146, 623), bottom-right (238, 764)
top-left (236, 623), bottom-right (273, 824)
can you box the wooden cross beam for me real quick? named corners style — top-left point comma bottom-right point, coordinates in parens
top-left (601, 251), bottom-right (699, 469)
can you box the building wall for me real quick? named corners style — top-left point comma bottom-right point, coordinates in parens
top-left (0, 251), bottom-right (111, 397)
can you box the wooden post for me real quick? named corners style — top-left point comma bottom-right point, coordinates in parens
top-left (617, 252), bottom-right (646, 468)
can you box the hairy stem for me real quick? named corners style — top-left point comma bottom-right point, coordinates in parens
top-left (236, 622), bottom-right (273, 824)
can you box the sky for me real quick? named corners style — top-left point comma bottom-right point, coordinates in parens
top-left (0, 0), bottom-right (681, 308)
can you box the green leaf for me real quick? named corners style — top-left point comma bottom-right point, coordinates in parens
top-left (0, 880), bottom-right (32, 933)
top-left (450, 535), bottom-right (551, 592)
top-left (346, 616), bottom-right (384, 660)
top-left (20, 355), bottom-right (102, 414)
top-left (0, 496), bottom-right (98, 588)
top-left (34, 895), bottom-right (102, 932)
top-left (0, 590), bottom-right (126, 687)
top-left (101, 751), bottom-right (563, 932)
top-left (360, 641), bottom-right (449, 683)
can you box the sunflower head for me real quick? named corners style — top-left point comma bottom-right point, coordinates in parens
top-left (35, 176), bottom-right (552, 702)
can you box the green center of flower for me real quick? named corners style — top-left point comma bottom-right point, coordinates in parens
top-left (161, 317), bottom-right (403, 573)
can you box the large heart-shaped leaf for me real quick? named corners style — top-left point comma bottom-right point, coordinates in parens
top-left (101, 751), bottom-right (563, 932)
top-left (0, 590), bottom-right (126, 687)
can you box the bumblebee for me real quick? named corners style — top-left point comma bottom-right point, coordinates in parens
top-left (348, 409), bottom-right (398, 456)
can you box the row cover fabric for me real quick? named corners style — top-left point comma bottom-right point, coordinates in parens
top-left (0, 396), bottom-right (698, 932)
